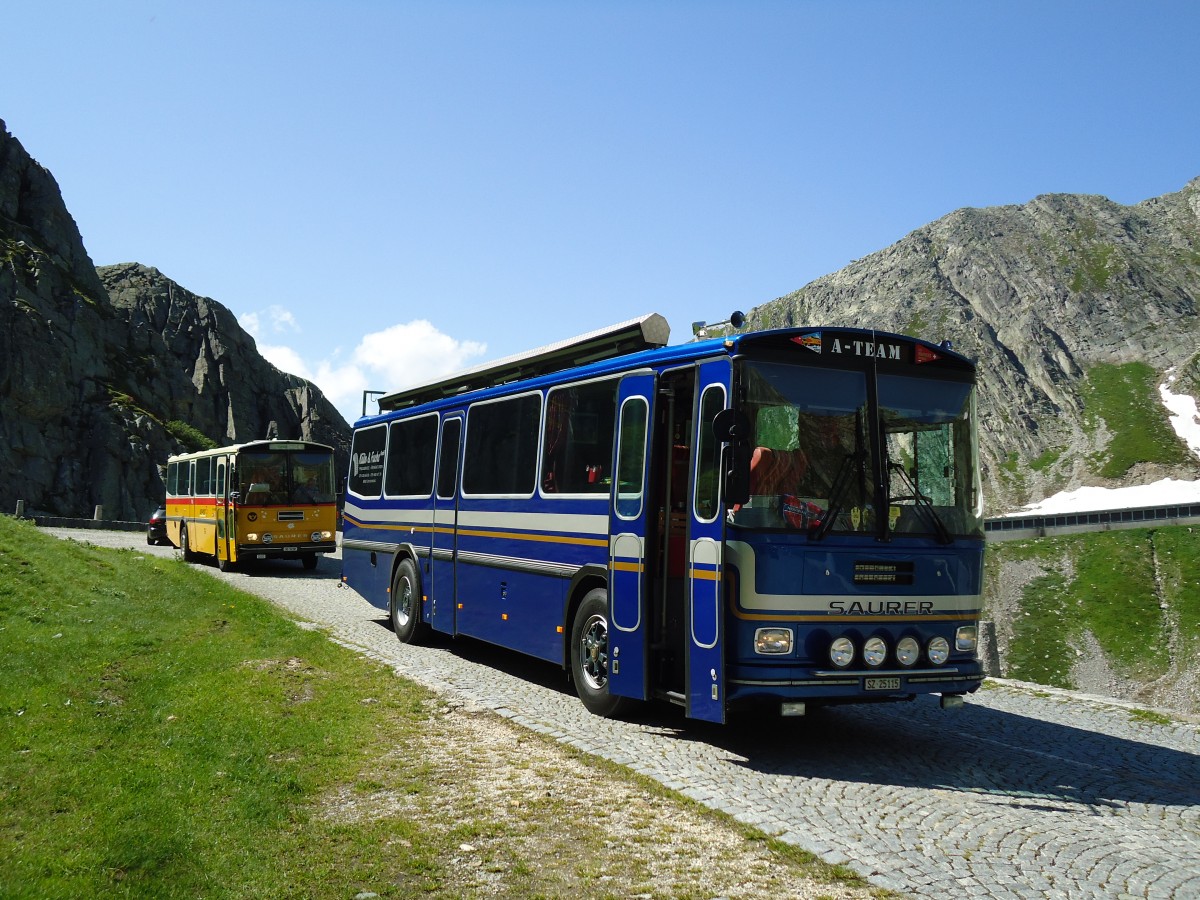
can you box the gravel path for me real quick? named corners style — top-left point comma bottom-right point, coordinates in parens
top-left (50, 529), bottom-right (1200, 899)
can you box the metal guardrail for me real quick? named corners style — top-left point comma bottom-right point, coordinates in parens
top-left (985, 502), bottom-right (1200, 541)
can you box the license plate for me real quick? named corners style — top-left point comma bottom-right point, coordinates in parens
top-left (283, 546), bottom-right (298, 552)
top-left (865, 677), bottom-right (900, 691)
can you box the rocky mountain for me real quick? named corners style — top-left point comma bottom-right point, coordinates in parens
top-left (5, 110), bottom-right (1199, 521)
top-left (0, 120), bottom-right (350, 521)
top-left (745, 180), bottom-right (1200, 512)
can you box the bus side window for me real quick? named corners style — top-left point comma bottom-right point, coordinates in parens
top-left (694, 386), bottom-right (725, 521)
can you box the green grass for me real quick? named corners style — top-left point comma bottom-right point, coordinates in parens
top-left (0, 517), bottom-right (878, 899)
top-left (1080, 362), bottom-right (1192, 477)
top-left (986, 525), bottom-right (1200, 690)
top-left (0, 517), bottom-right (436, 898)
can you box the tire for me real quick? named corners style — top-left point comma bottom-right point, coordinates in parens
top-left (179, 524), bottom-right (195, 562)
top-left (389, 558), bottom-right (429, 644)
top-left (301, 553), bottom-right (318, 570)
top-left (218, 556), bottom-right (235, 572)
top-left (570, 588), bottom-right (629, 718)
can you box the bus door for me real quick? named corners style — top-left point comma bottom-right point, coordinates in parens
top-left (429, 414), bottom-right (463, 635)
top-left (216, 455), bottom-right (233, 565)
top-left (686, 359), bottom-right (731, 723)
top-left (607, 373), bottom-right (655, 702)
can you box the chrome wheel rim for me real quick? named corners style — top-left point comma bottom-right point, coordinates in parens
top-left (579, 613), bottom-right (609, 691)
top-left (395, 577), bottom-right (413, 627)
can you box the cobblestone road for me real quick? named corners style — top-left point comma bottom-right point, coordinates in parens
top-left (54, 530), bottom-right (1200, 899)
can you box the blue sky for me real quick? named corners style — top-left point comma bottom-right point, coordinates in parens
top-left (4, 0), bottom-right (1199, 425)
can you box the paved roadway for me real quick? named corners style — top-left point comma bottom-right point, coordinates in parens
top-left (49, 529), bottom-right (1200, 899)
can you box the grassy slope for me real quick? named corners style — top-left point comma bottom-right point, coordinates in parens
top-left (0, 518), bottom-right (872, 900)
top-left (985, 525), bottom-right (1200, 691)
top-left (1081, 362), bottom-right (1193, 477)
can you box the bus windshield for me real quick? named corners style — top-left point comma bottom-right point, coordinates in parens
top-left (731, 360), bottom-right (983, 539)
top-left (237, 450), bottom-right (336, 505)
top-left (732, 362), bottom-right (874, 534)
top-left (879, 373), bottom-right (983, 540)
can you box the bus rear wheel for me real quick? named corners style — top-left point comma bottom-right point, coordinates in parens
top-left (390, 558), bottom-right (429, 644)
top-left (570, 589), bottom-right (629, 718)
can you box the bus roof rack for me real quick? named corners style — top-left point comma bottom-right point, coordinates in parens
top-left (377, 313), bottom-right (670, 412)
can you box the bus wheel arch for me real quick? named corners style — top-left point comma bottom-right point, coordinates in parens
top-left (389, 554), bottom-right (429, 644)
top-left (569, 585), bottom-right (629, 718)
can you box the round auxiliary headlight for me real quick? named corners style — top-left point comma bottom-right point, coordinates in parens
top-left (863, 636), bottom-right (887, 667)
top-left (261, 533), bottom-right (274, 545)
top-left (896, 636), bottom-right (920, 667)
top-left (829, 636), bottom-right (855, 668)
top-left (928, 636), bottom-right (950, 665)
top-left (311, 531), bottom-right (322, 542)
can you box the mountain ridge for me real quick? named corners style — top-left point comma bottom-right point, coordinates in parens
top-left (4, 112), bottom-right (1199, 520)
top-left (0, 120), bottom-right (350, 521)
top-left (745, 178), bottom-right (1200, 511)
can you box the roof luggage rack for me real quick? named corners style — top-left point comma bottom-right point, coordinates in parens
top-left (376, 313), bottom-right (670, 412)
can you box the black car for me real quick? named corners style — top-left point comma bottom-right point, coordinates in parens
top-left (147, 506), bottom-right (168, 545)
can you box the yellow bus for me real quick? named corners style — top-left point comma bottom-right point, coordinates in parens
top-left (165, 440), bottom-right (338, 571)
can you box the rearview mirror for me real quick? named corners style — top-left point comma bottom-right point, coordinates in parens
top-left (712, 408), bottom-right (750, 442)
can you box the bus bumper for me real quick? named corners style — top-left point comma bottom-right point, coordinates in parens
top-left (236, 541), bottom-right (337, 561)
top-left (725, 660), bottom-right (985, 707)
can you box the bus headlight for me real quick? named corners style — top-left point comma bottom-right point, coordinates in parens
top-left (311, 531), bottom-right (322, 542)
top-left (245, 533), bottom-right (259, 542)
top-left (927, 636), bottom-right (950, 665)
top-left (829, 636), bottom-right (855, 668)
top-left (956, 626), bottom-right (978, 652)
top-left (261, 533), bottom-right (274, 545)
top-left (754, 627), bottom-right (793, 655)
top-left (863, 636), bottom-right (887, 667)
top-left (896, 636), bottom-right (920, 666)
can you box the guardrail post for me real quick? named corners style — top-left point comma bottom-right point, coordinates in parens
top-left (15, 500), bottom-right (25, 518)
top-left (93, 505), bottom-right (104, 521)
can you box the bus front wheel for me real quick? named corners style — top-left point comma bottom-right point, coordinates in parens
top-left (570, 589), bottom-right (628, 718)
top-left (179, 525), bottom-right (195, 562)
top-left (390, 558), bottom-right (429, 644)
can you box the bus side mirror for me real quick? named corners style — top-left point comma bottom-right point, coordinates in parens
top-left (723, 445), bottom-right (750, 507)
top-left (712, 408), bottom-right (750, 442)
top-left (712, 409), bottom-right (751, 507)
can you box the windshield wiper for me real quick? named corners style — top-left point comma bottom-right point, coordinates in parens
top-left (888, 462), bottom-right (953, 544)
top-left (810, 451), bottom-right (860, 542)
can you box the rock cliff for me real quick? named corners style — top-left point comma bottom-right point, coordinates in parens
top-left (0, 120), bottom-right (350, 521)
top-left (745, 181), bottom-right (1200, 511)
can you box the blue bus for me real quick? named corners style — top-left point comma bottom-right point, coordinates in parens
top-left (341, 314), bottom-right (985, 723)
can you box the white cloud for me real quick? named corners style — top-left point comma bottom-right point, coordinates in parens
top-left (268, 305), bottom-right (300, 333)
top-left (238, 305), bottom-right (301, 338)
top-left (240, 311), bottom-right (262, 337)
top-left (249, 320), bottom-right (488, 425)
top-left (257, 343), bottom-right (313, 379)
top-left (355, 320), bottom-right (488, 391)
